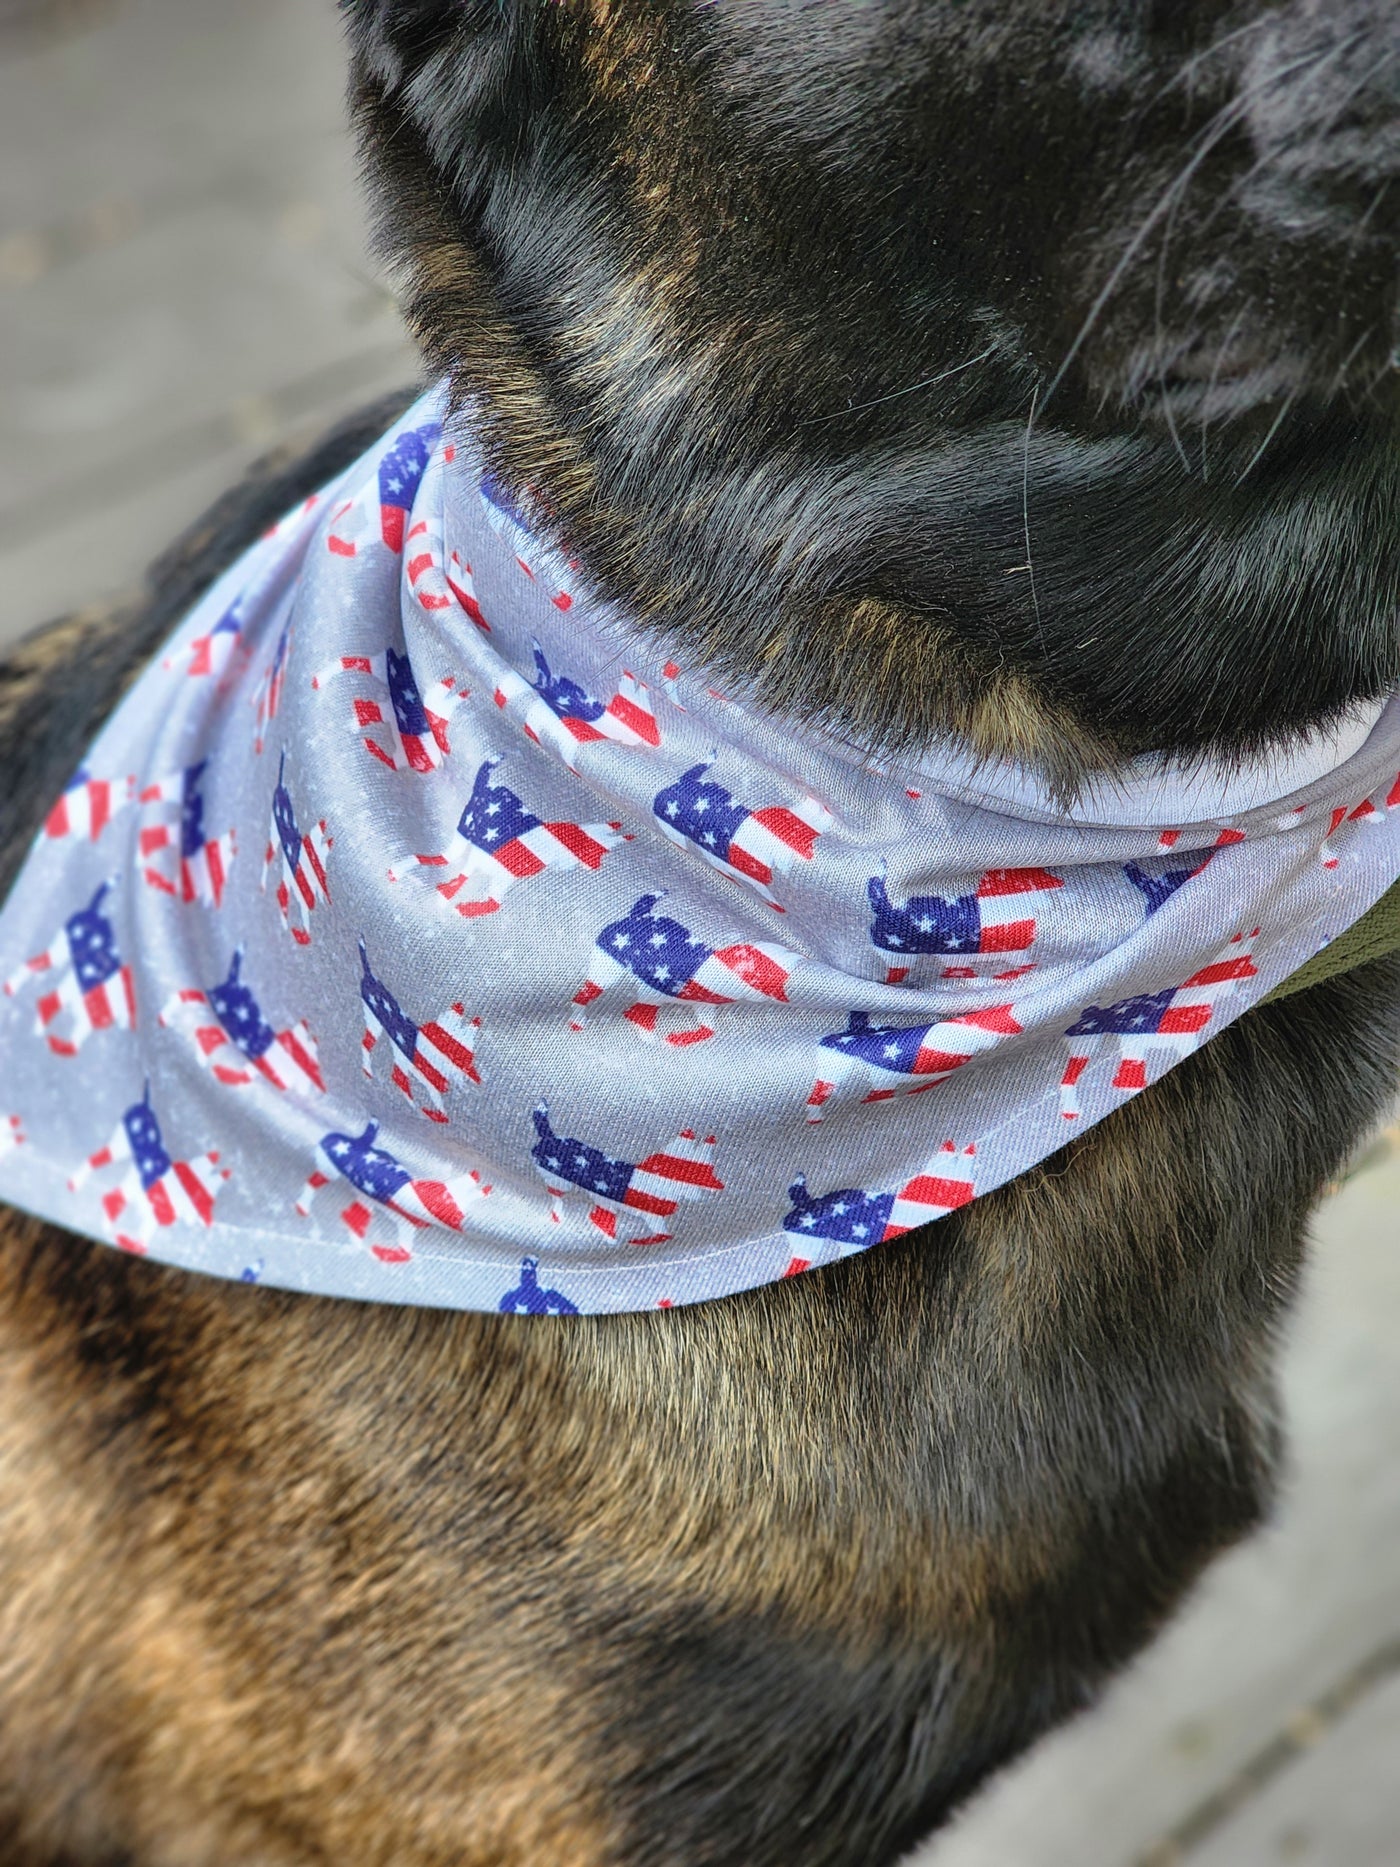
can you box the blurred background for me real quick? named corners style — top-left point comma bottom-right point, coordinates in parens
top-left (1, 4), bottom-right (1397, 1864)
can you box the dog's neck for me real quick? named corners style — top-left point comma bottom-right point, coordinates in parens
top-left (350, 3), bottom-right (1400, 795)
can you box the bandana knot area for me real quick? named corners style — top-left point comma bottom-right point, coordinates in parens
top-left (2, 385), bottom-right (1400, 1312)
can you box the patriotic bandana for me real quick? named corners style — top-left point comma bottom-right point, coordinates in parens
top-left (2, 385), bottom-right (1399, 1316)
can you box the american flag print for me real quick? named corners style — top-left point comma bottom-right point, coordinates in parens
top-left (806, 1004), bottom-right (1024, 1122)
top-left (252, 618), bottom-right (293, 755)
top-left (570, 891), bottom-right (800, 1045)
top-left (494, 643), bottom-right (661, 772)
top-left (783, 1141), bottom-right (978, 1247)
top-left (531, 1103), bottom-right (724, 1245)
top-left (479, 467), bottom-right (575, 610)
top-left (163, 596), bottom-right (243, 681)
top-left (261, 752), bottom-right (332, 946)
top-left (3, 880), bottom-right (135, 1056)
top-left (297, 1119), bottom-right (490, 1263)
top-left (403, 513), bottom-right (490, 630)
top-left (388, 758), bottom-right (629, 919)
top-left (1059, 928), bottom-right (1260, 1118)
top-left (43, 768), bottom-right (133, 844)
top-left (652, 762), bottom-right (834, 910)
top-left (311, 645), bottom-right (463, 775)
top-left (358, 939), bottom-right (482, 1124)
top-left (160, 948), bottom-right (324, 1095)
top-left (137, 761), bottom-right (236, 908)
top-left (498, 1255), bottom-right (579, 1316)
top-left (326, 421), bottom-right (442, 558)
top-left (3, 385), bottom-right (1399, 1316)
top-left (867, 868), bottom-right (1063, 980)
top-left (1319, 770), bottom-right (1400, 867)
top-left (68, 1088), bottom-right (229, 1255)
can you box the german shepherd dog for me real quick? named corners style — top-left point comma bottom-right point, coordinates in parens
top-left (1, 4), bottom-right (1398, 1862)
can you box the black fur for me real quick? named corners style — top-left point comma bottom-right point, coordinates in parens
top-left (348, 0), bottom-right (1400, 779)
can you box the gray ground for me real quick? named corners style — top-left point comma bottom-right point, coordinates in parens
top-left (1, 4), bottom-right (1397, 1863)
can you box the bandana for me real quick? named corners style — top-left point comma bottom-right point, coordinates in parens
top-left (1, 385), bottom-right (1398, 1316)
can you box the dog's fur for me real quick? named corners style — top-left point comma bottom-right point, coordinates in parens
top-left (1, 4), bottom-right (1399, 1862)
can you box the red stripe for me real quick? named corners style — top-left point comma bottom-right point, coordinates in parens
top-left (45, 797), bottom-right (71, 838)
top-left (1181, 957), bottom-right (1255, 987)
top-left (1156, 1005), bottom-right (1211, 1034)
top-left (173, 1161), bottom-right (215, 1226)
top-left (620, 1188), bottom-right (677, 1217)
top-left (714, 943), bottom-right (789, 999)
top-left (86, 985), bottom-right (114, 1031)
top-left (633, 1150), bottom-right (725, 1189)
top-left (412, 1181), bottom-right (464, 1229)
top-left (495, 839), bottom-right (546, 879)
top-left (147, 1179), bottom-right (178, 1228)
top-left (1113, 1058), bottom-right (1149, 1091)
top-left (749, 805), bottom-right (819, 859)
top-left (411, 1053), bottom-right (449, 1094)
top-left (607, 693), bottom-right (659, 745)
top-left (544, 820), bottom-right (609, 867)
top-left (976, 867), bottom-right (1062, 896)
top-left (304, 836), bottom-right (329, 895)
top-left (724, 844), bottom-right (773, 888)
top-left (421, 1022), bottom-right (478, 1078)
top-left (950, 1004), bottom-right (1022, 1035)
top-left (979, 919), bottom-right (1034, 953)
top-left (327, 535), bottom-right (357, 557)
top-left (278, 1029), bottom-right (323, 1092)
top-left (898, 1173), bottom-right (975, 1210)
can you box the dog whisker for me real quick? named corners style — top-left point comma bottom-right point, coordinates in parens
top-left (803, 341), bottom-right (1001, 425)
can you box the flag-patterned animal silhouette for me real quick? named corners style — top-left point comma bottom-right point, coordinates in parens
top-left (497, 1256), bottom-right (579, 1316)
top-left (1319, 770), bottom-right (1400, 867)
top-left (358, 939), bottom-right (482, 1124)
top-left (138, 761), bottom-right (236, 908)
top-left (652, 762), bottom-right (834, 910)
top-left (806, 1004), bottom-right (1024, 1121)
top-left (783, 1141), bottom-right (978, 1246)
top-left (493, 643), bottom-right (660, 772)
top-left (326, 421), bottom-right (442, 558)
top-left (388, 758), bottom-right (629, 918)
top-left (296, 1118), bottom-right (490, 1262)
top-left (403, 513), bottom-right (490, 630)
top-left (1124, 826), bottom-right (1245, 909)
top-left (531, 1102), bottom-right (724, 1245)
top-left (0, 1115), bottom-right (24, 1161)
top-left (69, 1087), bottom-right (229, 1255)
top-left (1059, 928), bottom-right (1260, 1118)
top-left (160, 949), bottom-right (324, 1095)
top-left (163, 597), bottom-right (243, 681)
top-left (252, 617), bottom-right (293, 754)
top-left (479, 467), bottom-right (575, 610)
top-left (570, 892), bottom-right (799, 1045)
top-left (867, 867), bottom-right (1063, 979)
top-left (262, 752), bottom-right (332, 946)
top-left (4, 880), bottom-right (135, 1056)
top-left (43, 767), bottom-right (132, 844)
top-left (311, 645), bottom-right (463, 774)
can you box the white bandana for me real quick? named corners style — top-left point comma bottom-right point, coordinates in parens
top-left (1, 385), bottom-right (1397, 1315)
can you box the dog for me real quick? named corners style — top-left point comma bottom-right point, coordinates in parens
top-left (1, 3), bottom-right (1399, 1861)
